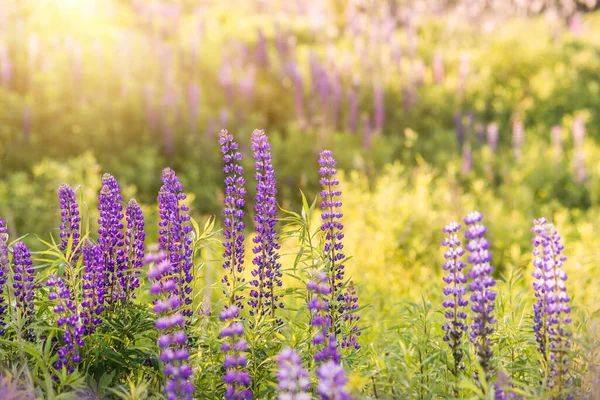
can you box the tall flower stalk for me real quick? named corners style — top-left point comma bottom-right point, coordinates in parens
top-left (123, 199), bottom-right (145, 301)
top-left (47, 274), bottom-right (85, 375)
top-left (147, 252), bottom-right (194, 400)
top-left (249, 129), bottom-right (282, 320)
top-left (97, 173), bottom-right (126, 307)
top-left (219, 129), bottom-right (252, 399)
top-left (441, 222), bottom-right (468, 375)
top-left (80, 239), bottom-right (105, 335)
top-left (220, 129), bottom-right (247, 309)
top-left (531, 218), bottom-right (549, 361)
top-left (537, 220), bottom-right (573, 393)
top-left (58, 183), bottom-right (81, 261)
top-left (319, 150), bottom-right (359, 348)
top-left (464, 212), bottom-right (496, 376)
top-left (13, 241), bottom-right (35, 339)
top-left (0, 218), bottom-right (9, 336)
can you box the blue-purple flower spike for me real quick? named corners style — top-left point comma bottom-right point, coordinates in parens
top-left (276, 348), bottom-right (310, 400)
top-left (58, 183), bottom-right (81, 261)
top-left (219, 129), bottom-right (247, 309)
top-left (13, 241), bottom-right (35, 339)
top-left (80, 239), bottom-right (105, 335)
top-left (219, 305), bottom-right (252, 399)
top-left (249, 129), bottom-right (282, 319)
top-left (124, 199), bottom-right (145, 301)
top-left (97, 173), bottom-right (126, 306)
top-left (442, 222), bottom-right (468, 374)
top-left (536, 221), bottom-right (573, 393)
top-left (0, 218), bottom-right (9, 336)
top-left (319, 150), bottom-right (356, 342)
top-left (316, 360), bottom-right (351, 400)
top-left (464, 211), bottom-right (496, 374)
top-left (158, 168), bottom-right (194, 319)
top-left (147, 252), bottom-right (194, 400)
top-left (339, 281), bottom-right (360, 350)
top-left (531, 218), bottom-right (549, 361)
top-left (47, 274), bottom-right (85, 376)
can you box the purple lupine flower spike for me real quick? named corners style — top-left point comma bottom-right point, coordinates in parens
top-left (276, 348), bottom-right (310, 400)
top-left (13, 241), bottom-right (35, 339)
top-left (220, 305), bottom-right (252, 399)
top-left (464, 212), bottom-right (496, 375)
top-left (219, 129), bottom-right (247, 309)
top-left (97, 174), bottom-right (126, 306)
top-left (347, 85), bottom-right (358, 134)
top-left (158, 169), bottom-right (193, 319)
top-left (454, 112), bottom-right (464, 151)
top-left (249, 129), bottom-right (282, 319)
top-left (146, 252), bottom-right (194, 400)
top-left (124, 199), bottom-right (145, 301)
top-left (531, 218), bottom-right (549, 360)
top-left (58, 183), bottom-right (81, 260)
top-left (47, 274), bottom-right (85, 376)
top-left (319, 150), bottom-right (356, 343)
top-left (307, 270), bottom-right (335, 361)
top-left (80, 239), bottom-right (105, 335)
top-left (442, 222), bottom-right (468, 374)
top-left (339, 281), bottom-right (360, 350)
top-left (486, 123), bottom-right (499, 153)
top-left (316, 360), bottom-right (351, 400)
top-left (0, 218), bottom-right (9, 336)
top-left (542, 222), bottom-right (572, 392)
top-left (373, 83), bottom-right (384, 133)
top-left (219, 130), bottom-right (252, 399)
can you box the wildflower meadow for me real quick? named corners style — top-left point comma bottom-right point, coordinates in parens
top-left (1, 1), bottom-right (600, 399)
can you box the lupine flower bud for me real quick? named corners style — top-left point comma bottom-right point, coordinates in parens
top-left (276, 348), bottom-right (310, 400)
top-left (0, 218), bottom-right (8, 336)
top-left (13, 241), bottom-right (35, 339)
top-left (58, 183), bottom-right (81, 261)
top-left (147, 252), bottom-right (194, 400)
top-left (47, 274), bottom-right (85, 376)
top-left (464, 212), bottom-right (496, 375)
top-left (249, 130), bottom-right (283, 319)
top-left (158, 169), bottom-right (193, 319)
top-left (441, 222), bottom-right (468, 374)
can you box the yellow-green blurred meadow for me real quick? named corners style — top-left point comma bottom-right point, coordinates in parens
top-left (0, 0), bottom-right (599, 399)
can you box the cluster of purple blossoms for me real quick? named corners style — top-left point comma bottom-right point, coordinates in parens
top-left (532, 220), bottom-right (572, 392)
top-left (464, 212), bottom-right (496, 374)
top-left (97, 173), bottom-right (126, 306)
top-left (319, 150), bottom-right (360, 346)
top-left (249, 129), bottom-right (283, 319)
top-left (13, 241), bottom-right (35, 339)
top-left (339, 282), bottom-right (360, 350)
top-left (316, 360), bottom-right (351, 400)
top-left (158, 168), bottom-right (193, 318)
top-left (80, 239), bottom-right (105, 335)
top-left (441, 222), bottom-right (469, 373)
top-left (147, 252), bottom-right (194, 400)
top-left (123, 199), bottom-right (145, 301)
top-left (47, 274), bottom-right (85, 375)
top-left (531, 219), bottom-right (549, 360)
top-left (276, 348), bottom-right (310, 400)
top-left (307, 271), bottom-right (333, 357)
top-left (219, 130), bottom-right (247, 309)
top-left (57, 183), bottom-right (81, 260)
top-left (0, 218), bottom-right (9, 336)
top-left (219, 305), bottom-right (252, 399)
